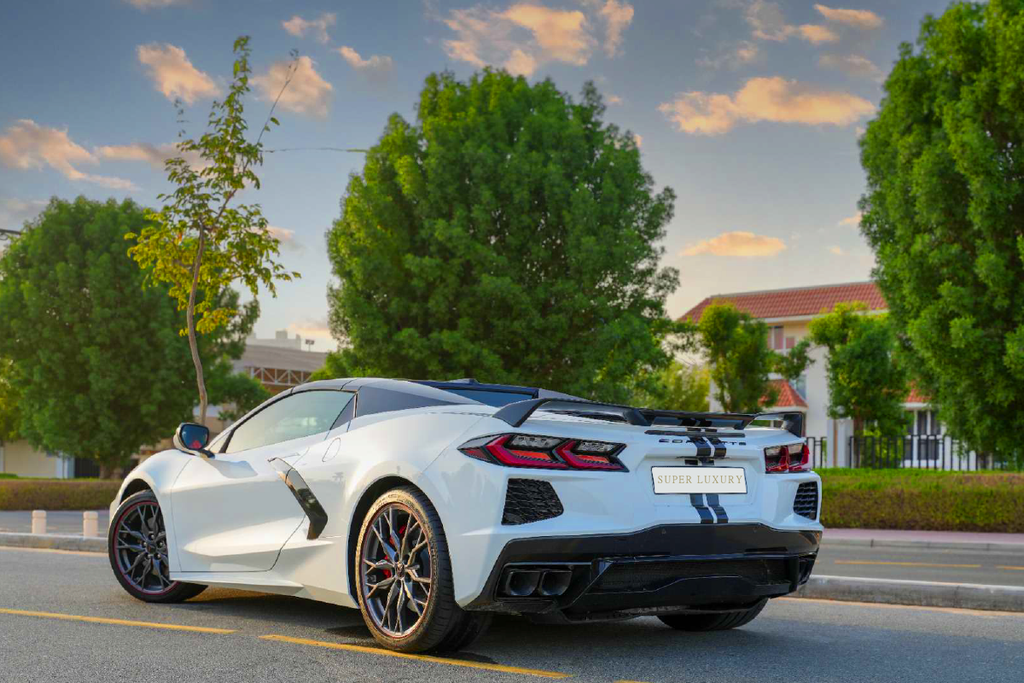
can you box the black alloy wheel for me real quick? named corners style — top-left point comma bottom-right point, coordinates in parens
top-left (355, 486), bottom-right (491, 653)
top-left (108, 490), bottom-right (205, 603)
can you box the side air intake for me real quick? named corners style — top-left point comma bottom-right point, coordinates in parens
top-left (502, 479), bottom-right (563, 525)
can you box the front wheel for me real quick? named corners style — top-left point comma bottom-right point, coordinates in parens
top-left (658, 599), bottom-right (767, 632)
top-left (108, 490), bottom-right (206, 603)
top-left (355, 486), bottom-right (490, 653)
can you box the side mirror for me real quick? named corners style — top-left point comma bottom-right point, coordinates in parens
top-left (173, 422), bottom-right (213, 459)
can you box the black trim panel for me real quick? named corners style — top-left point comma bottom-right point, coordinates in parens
top-left (465, 523), bottom-right (821, 612)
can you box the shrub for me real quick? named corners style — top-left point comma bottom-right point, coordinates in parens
top-left (0, 479), bottom-right (122, 511)
top-left (819, 469), bottom-right (1024, 532)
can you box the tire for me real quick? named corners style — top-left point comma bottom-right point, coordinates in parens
top-left (657, 599), bottom-right (767, 632)
top-left (108, 490), bottom-right (206, 604)
top-left (354, 486), bottom-right (490, 653)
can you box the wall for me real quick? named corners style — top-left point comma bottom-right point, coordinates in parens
top-left (0, 440), bottom-right (68, 478)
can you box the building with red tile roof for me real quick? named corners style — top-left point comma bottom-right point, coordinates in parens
top-left (681, 281), bottom-right (886, 323)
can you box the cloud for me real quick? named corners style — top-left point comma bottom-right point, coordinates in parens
top-left (0, 198), bottom-right (47, 233)
top-left (607, 94), bottom-right (623, 104)
top-left (337, 46), bottom-right (394, 80)
top-left (287, 318), bottom-right (334, 349)
top-left (633, 133), bottom-right (642, 148)
top-left (266, 225), bottom-right (303, 251)
top-left (797, 24), bottom-right (838, 44)
top-left (95, 142), bottom-right (205, 171)
top-left (658, 76), bottom-right (875, 135)
top-left (680, 231), bottom-right (786, 257)
top-left (745, 1), bottom-right (836, 44)
top-left (814, 4), bottom-right (883, 30)
top-left (137, 43), bottom-right (220, 104)
top-left (819, 53), bottom-right (883, 80)
top-left (254, 56), bottom-right (333, 118)
top-left (584, 0), bottom-right (634, 57)
top-left (828, 245), bottom-right (844, 255)
top-left (442, 1), bottom-right (630, 77)
top-left (0, 120), bottom-right (136, 190)
top-left (282, 13), bottom-right (336, 43)
top-left (502, 4), bottom-right (593, 65)
top-left (838, 211), bottom-right (862, 228)
top-left (125, 0), bottom-right (186, 8)
top-left (697, 40), bottom-right (760, 70)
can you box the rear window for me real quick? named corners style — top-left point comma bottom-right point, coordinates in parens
top-left (439, 389), bottom-right (533, 407)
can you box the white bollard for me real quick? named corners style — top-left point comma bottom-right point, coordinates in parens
top-left (31, 510), bottom-right (46, 535)
top-left (83, 511), bottom-right (99, 538)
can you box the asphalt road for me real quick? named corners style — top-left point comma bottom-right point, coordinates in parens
top-left (817, 544), bottom-right (1024, 587)
top-left (2, 547), bottom-right (1022, 683)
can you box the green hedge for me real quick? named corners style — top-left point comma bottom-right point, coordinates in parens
top-left (0, 479), bottom-right (122, 511)
top-left (819, 468), bottom-right (1024, 533)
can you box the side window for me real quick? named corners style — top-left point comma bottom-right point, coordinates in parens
top-left (224, 391), bottom-right (355, 454)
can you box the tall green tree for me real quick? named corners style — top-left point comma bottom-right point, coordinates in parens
top-left (808, 303), bottom-right (909, 436)
top-left (0, 197), bottom-right (200, 476)
top-left (859, 0), bottom-right (1024, 463)
top-left (693, 304), bottom-right (811, 413)
top-left (0, 357), bottom-right (21, 444)
top-left (126, 36), bottom-right (298, 424)
top-left (696, 304), bottom-right (777, 412)
top-left (632, 361), bottom-right (710, 412)
top-left (321, 70), bottom-right (679, 402)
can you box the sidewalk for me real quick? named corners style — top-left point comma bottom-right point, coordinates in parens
top-left (0, 510), bottom-right (109, 535)
top-left (823, 528), bottom-right (1024, 552)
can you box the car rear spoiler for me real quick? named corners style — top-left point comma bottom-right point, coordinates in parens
top-left (493, 399), bottom-right (805, 438)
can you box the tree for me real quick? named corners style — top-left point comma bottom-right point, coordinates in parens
top-left (0, 197), bottom-right (200, 477)
top-left (0, 357), bottom-right (21, 444)
top-left (632, 361), bottom-right (710, 412)
top-left (320, 70), bottom-right (679, 402)
top-left (808, 303), bottom-right (909, 436)
top-left (859, 0), bottom-right (1024, 464)
top-left (126, 36), bottom-right (299, 425)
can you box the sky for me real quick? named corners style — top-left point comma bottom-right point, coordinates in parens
top-left (0, 0), bottom-right (953, 351)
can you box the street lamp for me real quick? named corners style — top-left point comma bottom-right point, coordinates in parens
top-left (304, 339), bottom-right (315, 352)
top-left (0, 228), bottom-right (21, 243)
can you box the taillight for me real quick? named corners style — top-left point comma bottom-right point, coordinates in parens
top-left (764, 443), bottom-right (808, 473)
top-left (459, 434), bottom-right (627, 471)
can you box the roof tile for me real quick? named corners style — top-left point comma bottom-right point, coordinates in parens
top-left (681, 281), bottom-right (885, 322)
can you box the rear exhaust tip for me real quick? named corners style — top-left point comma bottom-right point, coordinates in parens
top-left (538, 569), bottom-right (572, 597)
top-left (502, 569), bottom-right (541, 597)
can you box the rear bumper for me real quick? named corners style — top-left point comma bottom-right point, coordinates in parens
top-left (465, 523), bottom-right (820, 620)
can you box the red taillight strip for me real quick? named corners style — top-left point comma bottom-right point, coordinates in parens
top-left (555, 441), bottom-right (625, 471)
top-left (485, 435), bottom-right (568, 469)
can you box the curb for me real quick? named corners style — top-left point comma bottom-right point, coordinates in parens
top-left (821, 538), bottom-right (1024, 554)
top-left (795, 574), bottom-right (1024, 612)
top-left (0, 532), bottom-right (105, 553)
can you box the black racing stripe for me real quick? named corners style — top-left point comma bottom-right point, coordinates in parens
top-left (705, 493), bottom-right (729, 523)
top-left (688, 436), bottom-right (712, 459)
top-left (689, 494), bottom-right (714, 524)
top-left (707, 437), bottom-right (727, 459)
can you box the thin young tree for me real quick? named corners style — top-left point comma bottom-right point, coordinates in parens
top-left (127, 36), bottom-right (299, 424)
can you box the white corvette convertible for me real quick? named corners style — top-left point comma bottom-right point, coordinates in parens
top-left (108, 378), bottom-right (822, 652)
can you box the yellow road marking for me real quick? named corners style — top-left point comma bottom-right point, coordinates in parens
top-left (997, 566), bottom-right (1024, 571)
top-left (779, 597), bottom-right (1024, 618)
top-left (0, 546), bottom-right (103, 557)
top-left (0, 608), bottom-right (236, 634)
top-left (259, 634), bottom-right (570, 679)
top-left (834, 560), bottom-right (982, 569)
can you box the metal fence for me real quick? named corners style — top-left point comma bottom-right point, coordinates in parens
top-left (848, 434), bottom-right (1003, 471)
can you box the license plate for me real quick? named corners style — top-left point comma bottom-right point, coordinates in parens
top-left (652, 466), bottom-right (747, 494)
